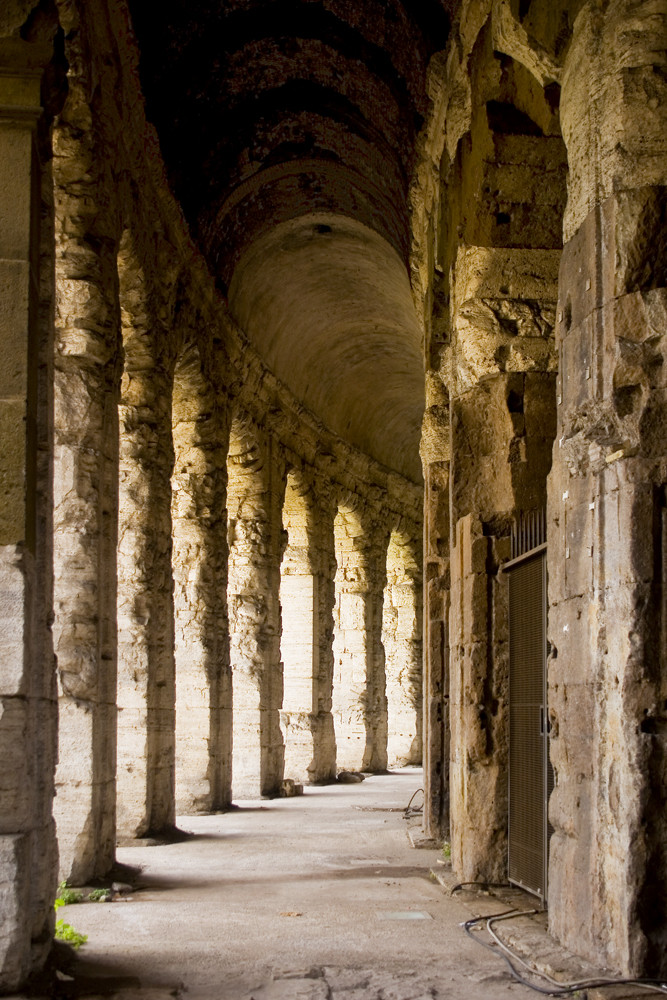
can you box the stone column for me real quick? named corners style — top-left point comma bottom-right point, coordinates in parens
top-left (383, 528), bottom-right (422, 766)
top-left (172, 349), bottom-right (231, 814)
top-left (0, 51), bottom-right (57, 992)
top-left (116, 359), bottom-right (176, 839)
top-left (52, 102), bottom-right (120, 880)
top-left (447, 244), bottom-right (559, 881)
top-left (333, 505), bottom-right (389, 772)
top-left (548, 0), bottom-right (667, 976)
top-left (227, 417), bottom-right (285, 798)
top-left (421, 374), bottom-right (451, 838)
top-left (310, 488), bottom-right (338, 782)
top-left (280, 474), bottom-right (317, 782)
top-left (280, 474), bottom-right (336, 784)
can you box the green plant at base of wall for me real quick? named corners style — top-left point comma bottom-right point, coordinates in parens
top-left (54, 918), bottom-right (88, 949)
top-left (56, 882), bottom-right (82, 906)
top-left (54, 883), bottom-right (87, 948)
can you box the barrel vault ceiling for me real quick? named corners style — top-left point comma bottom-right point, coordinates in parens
top-left (127, 0), bottom-right (454, 482)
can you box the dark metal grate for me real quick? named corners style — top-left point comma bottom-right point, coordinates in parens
top-left (508, 547), bottom-right (550, 901)
top-left (511, 508), bottom-right (546, 560)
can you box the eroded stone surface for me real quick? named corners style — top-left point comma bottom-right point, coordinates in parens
top-left (2, 0), bottom-right (666, 992)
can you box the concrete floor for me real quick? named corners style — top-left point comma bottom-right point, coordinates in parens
top-left (57, 769), bottom-right (539, 1000)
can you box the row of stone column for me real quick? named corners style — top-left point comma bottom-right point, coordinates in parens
top-left (53, 275), bottom-right (423, 880)
top-left (0, 4), bottom-right (425, 991)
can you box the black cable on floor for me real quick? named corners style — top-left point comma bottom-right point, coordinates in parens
top-left (462, 912), bottom-right (667, 997)
top-left (403, 788), bottom-right (424, 817)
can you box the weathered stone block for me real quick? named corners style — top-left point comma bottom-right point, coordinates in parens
top-left (0, 833), bottom-right (31, 992)
top-left (561, 315), bottom-right (594, 410)
top-left (0, 259), bottom-right (29, 400)
top-left (0, 125), bottom-right (34, 261)
top-left (0, 696), bottom-right (30, 834)
top-left (0, 545), bottom-right (26, 697)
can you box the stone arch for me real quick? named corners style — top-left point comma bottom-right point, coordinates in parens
top-left (226, 411), bottom-right (285, 798)
top-left (382, 526), bottom-right (423, 767)
top-left (172, 342), bottom-right (231, 814)
top-left (116, 228), bottom-right (176, 838)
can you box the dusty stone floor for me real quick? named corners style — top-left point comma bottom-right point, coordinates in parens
top-left (46, 770), bottom-right (543, 999)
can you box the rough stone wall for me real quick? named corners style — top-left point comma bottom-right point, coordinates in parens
top-left (172, 345), bottom-right (231, 815)
top-left (382, 530), bottom-right (423, 767)
top-left (547, 0), bottom-right (667, 976)
top-left (415, 2), bottom-right (566, 874)
top-left (415, 0), bottom-right (667, 978)
top-left (449, 513), bottom-right (510, 880)
top-left (0, 7), bottom-right (59, 988)
top-left (440, 180), bottom-right (561, 877)
top-left (227, 414), bottom-right (286, 798)
top-left (421, 375), bottom-right (451, 838)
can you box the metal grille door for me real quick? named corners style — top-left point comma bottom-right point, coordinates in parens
top-left (508, 546), bottom-right (551, 902)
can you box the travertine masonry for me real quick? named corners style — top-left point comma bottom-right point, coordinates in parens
top-left (52, 93), bottom-right (120, 877)
top-left (333, 508), bottom-right (389, 772)
top-left (0, 22), bottom-right (58, 991)
top-left (4, 0), bottom-right (666, 991)
top-left (227, 416), bottom-right (286, 798)
top-left (547, 0), bottom-right (667, 973)
top-left (280, 473), bottom-right (337, 784)
top-left (383, 530), bottom-right (422, 767)
top-left (172, 346), bottom-right (231, 814)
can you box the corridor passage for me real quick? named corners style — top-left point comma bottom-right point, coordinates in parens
top-left (61, 770), bottom-right (535, 1000)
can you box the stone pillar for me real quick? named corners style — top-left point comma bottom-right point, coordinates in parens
top-left (383, 529), bottom-right (422, 766)
top-left (280, 473), bottom-right (336, 784)
top-left (172, 348), bottom-right (231, 814)
top-left (280, 474), bottom-right (317, 782)
top-left (0, 50), bottom-right (57, 992)
top-left (227, 417), bottom-right (285, 798)
top-left (310, 489), bottom-right (337, 782)
top-left (333, 506), bottom-right (389, 772)
top-left (447, 244), bottom-right (559, 881)
top-left (421, 374), bottom-right (451, 838)
top-left (52, 105), bottom-right (120, 880)
top-left (548, 0), bottom-right (667, 976)
top-left (116, 349), bottom-right (176, 839)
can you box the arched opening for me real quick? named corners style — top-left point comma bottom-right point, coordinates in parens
top-left (172, 345), bottom-right (231, 814)
top-left (382, 530), bottom-right (423, 767)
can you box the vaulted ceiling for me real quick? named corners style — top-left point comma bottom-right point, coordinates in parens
top-left (127, 0), bottom-right (453, 481)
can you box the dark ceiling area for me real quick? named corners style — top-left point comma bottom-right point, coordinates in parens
top-left (126, 0), bottom-right (452, 482)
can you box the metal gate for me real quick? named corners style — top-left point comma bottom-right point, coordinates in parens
top-left (506, 511), bottom-right (553, 903)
